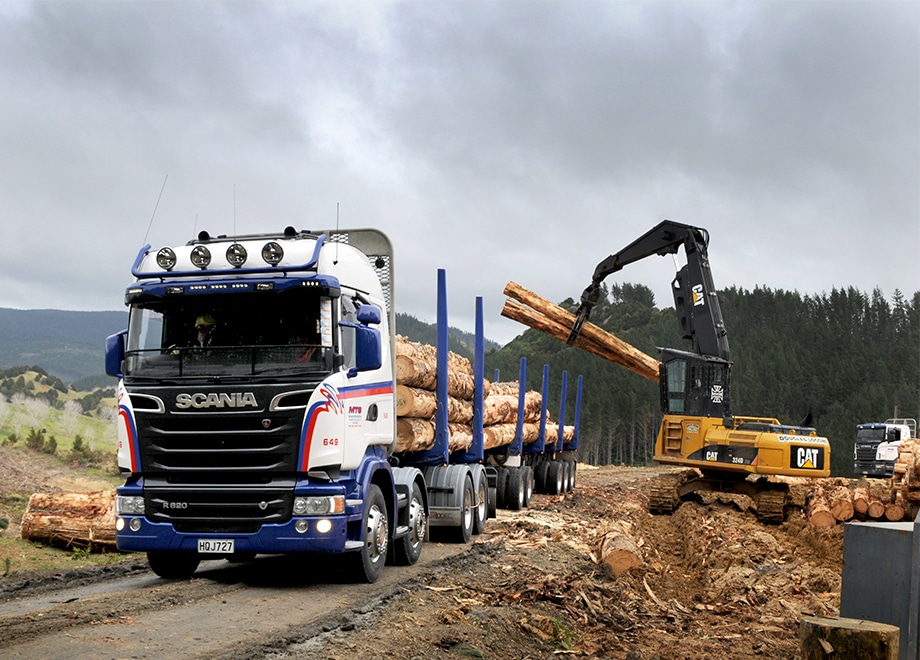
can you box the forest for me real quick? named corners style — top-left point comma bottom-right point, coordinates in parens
top-left (485, 283), bottom-right (920, 478)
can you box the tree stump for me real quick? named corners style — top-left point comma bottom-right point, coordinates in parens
top-left (800, 616), bottom-right (898, 660)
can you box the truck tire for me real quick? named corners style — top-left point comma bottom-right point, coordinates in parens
top-left (547, 461), bottom-right (564, 495)
top-left (494, 467), bottom-right (509, 509)
top-left (566, 460), bottom-right (577, 491)
top-left (522, 465), bottom-right (534, 507)
top-left (392, 480), bottom-right (426, 566)
top-left (471, 466), bottom-right (489, 535)
top-left (505, 468), bottom-right (525, 511)
top-left (561, 461), bottom-right (572, 492)
top-left (350, 484), bottom-right (389, 583)
top-left (534, 461), bottom-right (550, 494)
top-left (445, 471), bottom-right (475, 544)
top-left (147, 551), bottom-right (200, 580)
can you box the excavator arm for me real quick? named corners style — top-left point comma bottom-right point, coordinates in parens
top-left (567, 220), bottom-right (730, 361)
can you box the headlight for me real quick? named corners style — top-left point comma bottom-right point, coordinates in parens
top-left (226, 243), bottom-right (248, 267)
top-left (293, 495), bottom-right (345, 516)
top-left (190, 245), bottom-right (211, 268)
top-left (116, 495), bottom-right (146, 515)
top-left (156, 247), bottom-right (177, 270)
top-left (262, 241), bottom-right (284, 265)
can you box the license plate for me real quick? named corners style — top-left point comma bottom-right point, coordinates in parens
top-left (197, 539), bottom-right (234, 554)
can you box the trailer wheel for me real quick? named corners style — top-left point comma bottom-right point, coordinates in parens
top-left (471, 466), bottom-right (489, 535)
top-left (450, 473), bottom-right (475, 544)
top-left (522, 465), bottom-right (534, 507)
top-left (494, 467), bottom-right (509, 509)
top-left (147, 551), bottom-right (200, 580)
top-left (534, 461), bottom-right (550, 493)
top-left (392, 480), bottom-right (426, 566)
top-left (561, 461), bottom-right (572, 493)
top-left (566, 460), bottom-right (577, 491)
top-left (547, 461), bottom-right (564, 495)
top-left (350, 484), bottom-right (389, 583)
top-left (505, 468), bottom-right (525, 511)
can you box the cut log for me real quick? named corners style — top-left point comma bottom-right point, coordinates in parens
top-left (447, 423), bottom-right (473, 453)
top-left (596, 520), bottom-right (644, 577)
top-left (884, 501), bottom-right (905, 522)
top-left (396, 335), bottom-right (472, 377)
top-left (866, 498), bottom-right (886, 519)
top-left (396, 384), bottom-right (438, 419)
top-left (805, 485), bottom-right (836, 527)
top-left (852, 486), bottom-right (870, 515)
top-left (395, 417), bottom-right (435, 453)
top-left (21, 490), bottom-right (117, 550)
top-left (829, 485), bottom-right (855, 522)
top-left (395, 385), bottom-right (473, 424)
top-left (489, 381), bottom-right (520, 397)
top-left (800, 615), bottom-right (899, 660)
top-left (502, 282), bottom-right (660, 383)
top-left (484, 423), bottom-right (517, 451)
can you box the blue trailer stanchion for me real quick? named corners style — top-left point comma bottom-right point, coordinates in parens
top-left (564, 375), bottom-right (583, 452)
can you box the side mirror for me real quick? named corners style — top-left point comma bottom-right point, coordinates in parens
top-left (350, 324), bottom-right (383, 376)
top-left (356, 304), bottom-right (381, 325)
top-left (105, 330), bottom-right (127, 378)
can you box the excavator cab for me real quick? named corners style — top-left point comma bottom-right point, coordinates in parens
top-left (659, 348), bottom-right (731, 420)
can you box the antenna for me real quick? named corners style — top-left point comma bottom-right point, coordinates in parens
top-left (143, 175), bottom-right (168, 245)
top-left (333, 202), bottom-right (340, 265)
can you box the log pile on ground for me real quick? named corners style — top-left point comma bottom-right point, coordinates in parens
top-left (501, 281), bottom-right (660, 382)
top-left (801, 474), bottom-right (915, 526)
top-left (20, 490), bottom-right (117, 550)
top-left (890, 437), bottom-right (920, 519)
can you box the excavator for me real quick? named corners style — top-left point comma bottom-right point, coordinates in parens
top-left (567, 220), bottom-right (830, 522)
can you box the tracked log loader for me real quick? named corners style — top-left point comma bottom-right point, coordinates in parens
top-left (568, 220), bottom-right (830, 522)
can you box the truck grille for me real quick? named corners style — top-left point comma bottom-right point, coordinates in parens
top-left (131, 386), bottom-right (310, 531)
top-left (144, 481), bottom-right (293, 533)
top-left (855, 444), bottom-right (878, 462)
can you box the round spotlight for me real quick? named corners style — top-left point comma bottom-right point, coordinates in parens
top-left (262, 242), bottom-right (284, 266)
top-left (226, 243), bottom-right (248, 267)
top-left (316, 519), bottom-right (333, 534)
top-left (156, 247), bottom-right (177, 270)
top-left (190, 245), bottom-right (212, 269)
top-left (129, 518), bottom-right (142, 532)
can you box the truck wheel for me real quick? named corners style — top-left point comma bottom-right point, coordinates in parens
top-left (393, 481), bottom-right (426, 566)
top-left (547, 462), bottom-right (563, 495)
top-left (561, 461), bottom-right (572, 492)
top-left (350, 484), bottom-right (389, 583)
top-left (506, 468), bottom-right (525, 511)
top-left (522, 466), bottom-right (534, 507)
top-left (471, 466), bottom-right (489, 535)
top-left (566, 460), bottom-right (577, 491)
top-left (534, 461), bottom-right (550, 494)
top-left (494, 467), bottom-right (509, 509)
top-left (450, 473), bottom-right (475, 544)
top-left (147, 551), bottom-right (200, 580)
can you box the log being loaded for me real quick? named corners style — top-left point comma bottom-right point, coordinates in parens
top-left (502, 220), bottom-right (831, 524)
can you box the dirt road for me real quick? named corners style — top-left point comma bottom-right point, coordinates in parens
top-left (0, 466), bottom-right (844, 659)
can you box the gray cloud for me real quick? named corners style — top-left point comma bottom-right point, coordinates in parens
top-left (0, 0), bottom-right (916, 345)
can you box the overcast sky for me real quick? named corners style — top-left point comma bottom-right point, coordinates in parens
top-left (0, 0), bottom-right (917, 345)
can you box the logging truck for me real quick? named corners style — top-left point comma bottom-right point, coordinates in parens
top-left (565, 220), bottom-right (830, 522)
top-left (106, 227), bottom-right (579, 582)
top-left (854, 418), bottom-right (917, 478)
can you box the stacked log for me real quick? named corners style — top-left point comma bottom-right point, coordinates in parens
top-left (501, 281), bottom-right (660, 383)
top-left (890, 438), bottom-right (920, 518)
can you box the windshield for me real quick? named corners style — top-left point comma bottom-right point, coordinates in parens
top-left (856, 428), bottom-right (885, 443)
top-left (124, 288), bottom-right (334, 379)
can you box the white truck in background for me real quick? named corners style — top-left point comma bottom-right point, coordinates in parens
top-left (853, 418), bottom-right (917, 478)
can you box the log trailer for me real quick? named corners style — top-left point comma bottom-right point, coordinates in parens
top-left (567, 220), bottom-right (830, 522)
top-left (106, 226), bottom-right (581, 581)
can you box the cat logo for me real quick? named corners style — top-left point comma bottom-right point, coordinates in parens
top-left (792, 445), bottom-right (823, 470)
top-left (692, 283), bottom-right (705, 307)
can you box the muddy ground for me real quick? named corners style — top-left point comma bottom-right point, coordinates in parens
top-left (0, 459), bottom-right (843, 659)
top-left (276, 466), bottom-right (844, 659)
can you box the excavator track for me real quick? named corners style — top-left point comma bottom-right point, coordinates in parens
top-left (648, 470), bottom-right (789, 524)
